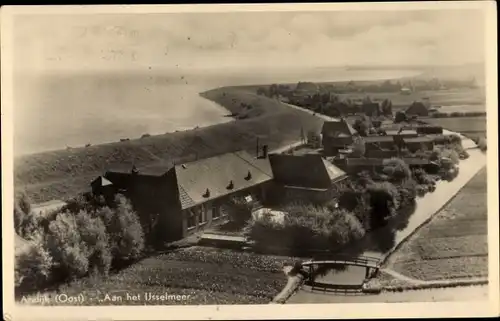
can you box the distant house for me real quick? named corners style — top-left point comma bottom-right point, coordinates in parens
top-left (403, 136), bottom-right (435, 153)
top-left (93, 149), bottom-right (273, 242)
top-left (321, 120), bottom-right (358, 156)
top-left (268, 154), bottom-right (347, 204)
top-left (363, 136), bottom-right (396, 151)
top-left (400, 87), bottom-right (412, 95)
top-left (406, 101), bottom-right (429, 116)
top-left (416, 125), bottom-right (443, 135)
top-left (383, 129), bottom-right (418, 138)
top-left (365, 149), bottom-right (399, 158)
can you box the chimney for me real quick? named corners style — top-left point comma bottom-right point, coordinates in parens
top-left (262, 144), bottom-right (268, 159)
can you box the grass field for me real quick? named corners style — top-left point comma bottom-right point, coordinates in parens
top-left (19, 246), bottom-right (301, 305)
top-left (424, 117), bottom-right (487, 135)
top-left (15, 88), bottom-right (323, 202)
top-left (383, 167), bottom-right (488, 281)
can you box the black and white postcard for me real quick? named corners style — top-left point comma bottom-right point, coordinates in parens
top-left (2, 2), bottom-right (498, 320)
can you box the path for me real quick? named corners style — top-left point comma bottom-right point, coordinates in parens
top-left (286, 284), bottom-right (488, 303)
top-left (280, 101), bottom-right (341, 122)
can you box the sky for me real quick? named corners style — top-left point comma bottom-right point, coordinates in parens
top-left (12, 8), bottom-right (486, 73)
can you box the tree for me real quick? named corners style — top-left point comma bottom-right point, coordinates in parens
top-left (14, 192), bottom-right (38, 239)
top-left (75, 210), bottom-right (112, 275)
top-left (15, 233), bottom-right (53, 290)
top-left (103, 195), bottom-right (145, 262)
top-left (381, 99), bottom-right (393, 116)
top-left (45, 211), bottom-right (90, 280)
top-left (269, 84), bottom-right (279, 98)
top-left (353, 119), bottom-right (368, 137)
top-left (394, 111), bottom-right (407, 123)
top-left (367, 182), bottom-right (400, 227)
top-left (351, 136), bottom-right (366, 157)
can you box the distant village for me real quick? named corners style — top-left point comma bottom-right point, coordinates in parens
top-left (23, 80), bottom-right (468, 247)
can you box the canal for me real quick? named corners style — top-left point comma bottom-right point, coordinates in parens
top-left (305, 144), bottom-right (487, 289)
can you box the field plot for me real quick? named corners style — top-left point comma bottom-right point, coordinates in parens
top-left (21, 246), bottom-right (294, 305)
top-left (383, 167), bottom-right (488, 281)
top-left (334, 88), bottom-right (485, 110)
top-left (424, 117), bottom-right (486, 135)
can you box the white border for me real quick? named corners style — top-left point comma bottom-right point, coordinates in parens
top-left (2, 2), bottom-right (498, 320)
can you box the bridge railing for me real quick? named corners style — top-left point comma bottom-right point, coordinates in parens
top-left (302, 253), bottom-right (382, 268)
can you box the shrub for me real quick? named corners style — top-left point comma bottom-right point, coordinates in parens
top-left (226, 196), bottom-right (253, 226)
top-left (245, 204), bottom-right (365, 254)
top-left (396, 179), bottom-right (418, 206)
top-left (44, 211), bottom-right (90, 280)
top-left (75, 210), bottom-right (112, 275)
top-left (15, 233), bottom-right (53, 290)
top-left (382, 158), bottom-right (412, 183)
top-left (367, 182), bottom-right (400, 224)
top-left (14, 191), bottom-right (39, 239)
top-left (103, 194), bottom-right (145, 262)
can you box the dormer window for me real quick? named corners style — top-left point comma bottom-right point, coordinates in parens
top-left (244, 171), bottom-right (252, 181)
top-left (227, 180), bottom-right (234, 190)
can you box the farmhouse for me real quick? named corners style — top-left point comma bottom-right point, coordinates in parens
top-left (268, 154), bottom-right (347, 205)
top-left (92, 150), bottom-right (274, 242)
top-left (321, 119), bottom-right (358, 156)
top-left (363, 136), bottom-right (396, 151)
top-left (403, 136), bottom-right (435, 153)
top-left (406, 101), bottom-right (429, 116)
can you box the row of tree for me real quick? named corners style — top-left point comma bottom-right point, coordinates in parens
top-left (14, 193), bottom-right (145, 294)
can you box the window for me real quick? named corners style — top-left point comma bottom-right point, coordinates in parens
top-left (187, 210), bottom-right (196, 229)
top-left (212, 204), bottom-right (220, 219)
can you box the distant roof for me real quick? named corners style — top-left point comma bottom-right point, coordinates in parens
top-left (91, 176), bottom-right (113, 187)
top-left (107, 162), bottom-right (174, 177)
top-left (269, 154), bottom-right (346, 189)
top-left (385, 129), bottom-right (418, 136)
top-left (363, 136), bottom-right (395, 143)
top-left (345, 158), bottom-right (384, 166)
top-left (401, 158), bottom-right (431, 165)
top-left (175, 150), bottom-right (273, 210)
top-left (406, 101), bottom-right (429, 115)
top-left (403, 136), bottom-right (435, 143)
top-left (321, 120), bottom-right (357, 138)
top-left (344, 157), bottom-right (430, 166)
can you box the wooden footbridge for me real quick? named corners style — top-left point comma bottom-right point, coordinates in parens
top-left (301, 254), bottom-right (382, 282)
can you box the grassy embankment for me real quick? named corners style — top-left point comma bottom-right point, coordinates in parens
top-left (15, 87), bottom-right (323, 203)
top-left (20, 246), bottom-right (305, 305)
top-left (377, 167), bottom-right (488, 284)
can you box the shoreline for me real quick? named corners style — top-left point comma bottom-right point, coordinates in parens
top-left (14, 70), bottom-right (421, 159)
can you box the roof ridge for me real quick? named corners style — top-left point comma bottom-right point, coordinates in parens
top-left (233, 151), bottom-right (273, 178)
